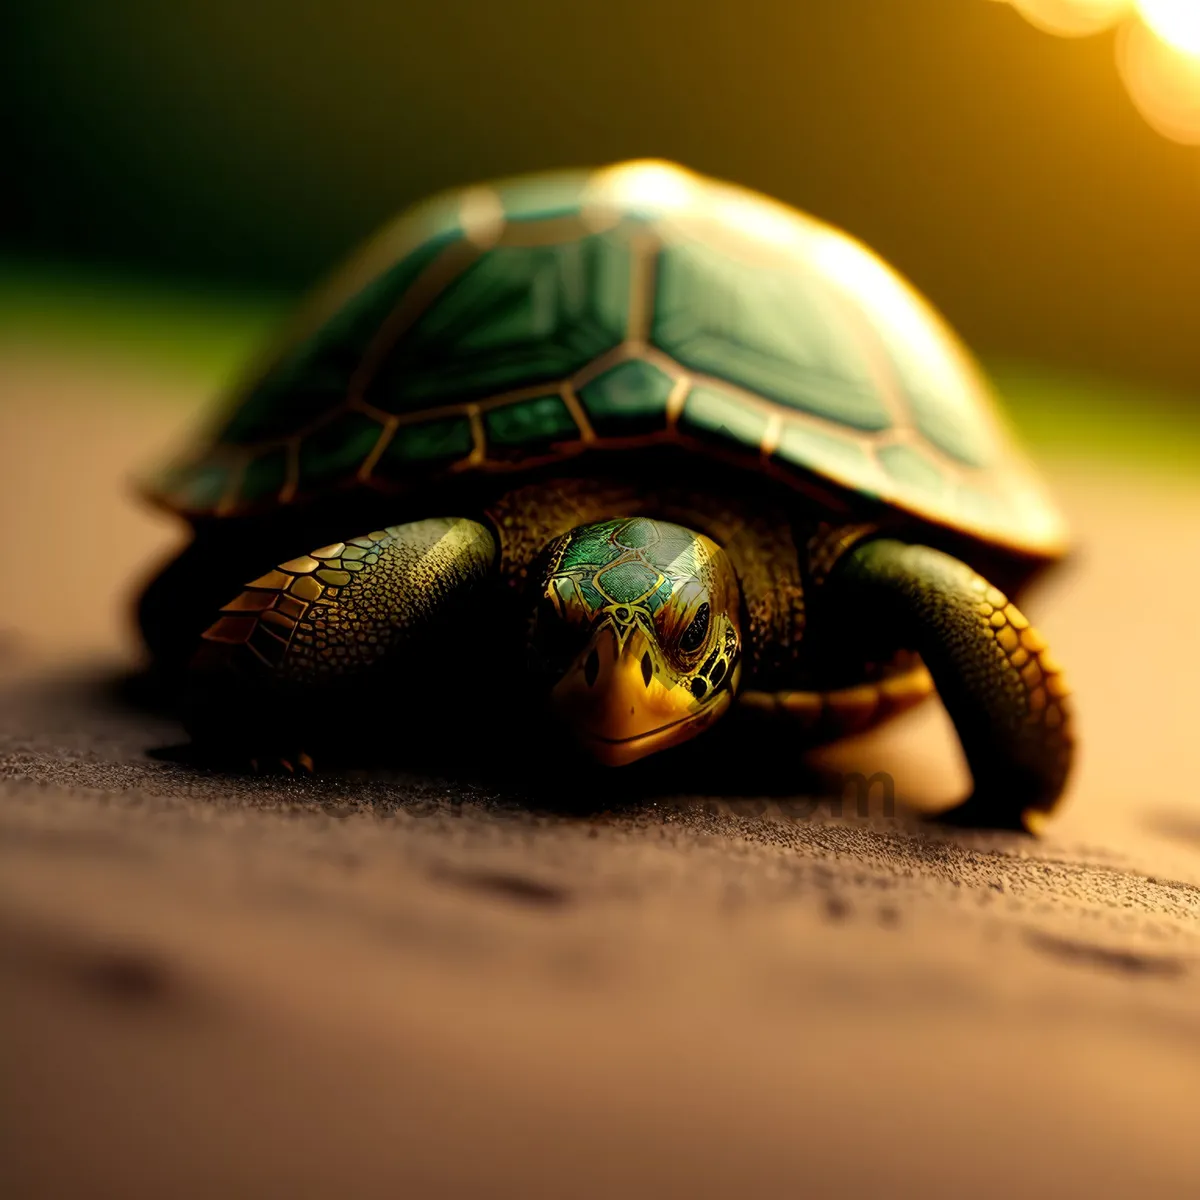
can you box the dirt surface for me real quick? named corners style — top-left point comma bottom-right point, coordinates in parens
top-left (2, 350), bottom-right (1200, 1197)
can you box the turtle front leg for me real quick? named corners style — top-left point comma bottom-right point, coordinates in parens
top-left (827, 539), bottom-right (1074, 831)
top-left (186, 518), bottom-right (497, 766)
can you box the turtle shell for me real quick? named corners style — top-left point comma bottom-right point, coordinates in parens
top-left (151, 160), bottom-right (1067, 561)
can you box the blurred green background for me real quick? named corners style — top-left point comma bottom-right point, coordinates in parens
top-left (2, 0), bottom-right (1198, 432)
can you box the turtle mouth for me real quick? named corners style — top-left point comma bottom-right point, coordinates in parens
top-left (576, 686), bottom-right (734, 767)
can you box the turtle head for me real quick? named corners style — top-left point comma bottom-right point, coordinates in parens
top-left (530, 517), bottom-right (743, 766)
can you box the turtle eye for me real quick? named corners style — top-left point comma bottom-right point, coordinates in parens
top-left (679, 602), bottom-right (710, 653)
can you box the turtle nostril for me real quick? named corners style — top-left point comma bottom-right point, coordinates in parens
top-left (641, 652), bottom-right (653, 688)
top-left (584, 649), bottom-right (600, 687)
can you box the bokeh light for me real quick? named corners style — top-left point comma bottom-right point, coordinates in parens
top-left (995, 0), bottom-right (1200, 146)
top-left (1135, 0), bottom-right (1200, 57)
top-left (1117, 18), bottom-right (1200, 144)
top-left (1001, 0), bottom-right (1132, 38)
top-left (589, 161), bottom-right (697, 218)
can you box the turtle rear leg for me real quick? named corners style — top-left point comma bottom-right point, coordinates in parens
top-left (186, 517), bottom-right (497, 765)
top-left (737, 655), bottom-right (936, 739)
top-left (826, 539), bottom-right (1075, 831)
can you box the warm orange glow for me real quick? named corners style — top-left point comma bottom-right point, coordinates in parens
top-left (587, 160), bottom-right (697, 218)
top-left (1116, 19), bottom-right (1200, 143)
top-left (996, 0), bottom-right (1200, 144)
top-left (1004, 0), bottom-right (1132, 37)
top-left (1135, 1), bottom-right (1200, 57)
top-left (808, 231), bottom-right (969, 409)
top-left (709, 186), bottom-right (809, 254)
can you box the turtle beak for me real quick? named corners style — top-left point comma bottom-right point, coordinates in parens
top-left (551, 624), bottom-right (732, 766)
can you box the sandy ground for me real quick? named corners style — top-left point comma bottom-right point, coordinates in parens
top-left (2, 348), bottom-right (1200, 1198)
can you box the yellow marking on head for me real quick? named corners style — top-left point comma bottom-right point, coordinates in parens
top-left (541, 519), bottom-right (741, 765)
top-left (312, 543), bottom-right (346, 559)
top-left (985, 586), bottom-right (1008, 608)
top-left (1021, 660), bottom-right (1044, 688)
top-left (1038, 653), bottom-right (1064, 676)
top-left (976, 602), bottom-right (995, 618)
top-left (1028, 687), bottom-right (1047, 713)
top-left (989, 610), bottom-right (1008, 629)
top-left (1010, 647), bottom-right (1030, 669)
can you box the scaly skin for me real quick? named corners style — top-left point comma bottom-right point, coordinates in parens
top-left (485, 476), bottom-right (807, 686)
top-left (198, 518), bottom-right (496, 682)
top-left (830, 539), bottom-right (1074, 830)
top-left (186, 518), bottom-right (497, 761)
top-left (175, 496), bottom-right (1071, 830)
top-left (532, 517), bottom-right (743, 764)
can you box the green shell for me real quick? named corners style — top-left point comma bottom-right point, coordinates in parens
top-left (152, 160), bottom-right (1067, 560)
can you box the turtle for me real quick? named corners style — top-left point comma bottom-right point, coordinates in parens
top-left (139, 159), bottom-right (1074, 830)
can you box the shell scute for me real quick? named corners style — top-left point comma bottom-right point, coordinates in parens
top-left (371, 416), bottom-right (474, 480)
top-left (578, 358), bottom-right (674, 437)
top-left (678, 384), bottom-right (770, 450)
top-left (484, 395), bottom-right (578, 453)
top-left (363, 230), bottom-right (630, 414)
top-left (653, 237), bottom-right (892, 432)
top-left (225, 231), bottom-right (459, 447)
top-left (296, 410), bottom-right (384, 493)
top-left (152, 160), bottom-right (1067, 561)
top-left (773, 423), bottom-right (876, 492)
